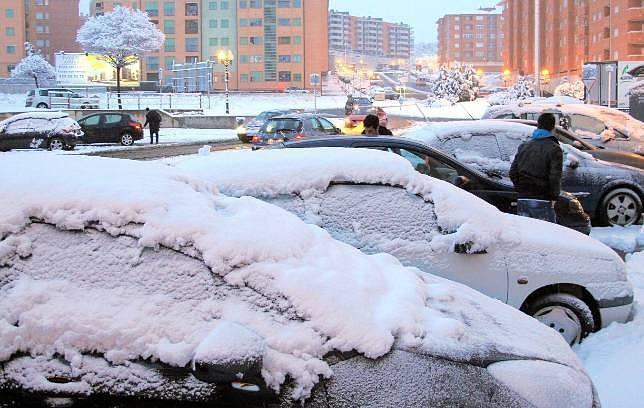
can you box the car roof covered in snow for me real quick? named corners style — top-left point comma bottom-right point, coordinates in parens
top-left (403, 120), bottom-right (535, 144)
top-left (0, 111), bottom-right (74, 132)
top-left (0, 152), bottom-right (585, 400)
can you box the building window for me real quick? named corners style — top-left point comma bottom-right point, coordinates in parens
top-left (250, 71), bottom-right (263, 82)
top-left (278, 18), bottom-right (290, 26)
top-left (146, 56), bottom-right (159, 71)
top-left (35, 12), bottom-right (48, 19)
top-left (250, 0), bottom-right (261, 7)
top-left (163, 1), bottom-right (175, 16)
top-left (249, 18), bottom-right (262, 26)
top-left (240, 37), bottom-right (248, 45)
top-left (239, 55), bottom-right (249, 63)
top-left (292, 54), bottom-right (302, 63)
top-left (250, 55), bottom-right (263, 62)
top-left (34, 0), bottom-right (48, 5)
top-left (249, 36), bottom-right (263, 44)
top-left (209, 19), bottom-right (218, 28)
top-left (164, 38), bottom-right (175, 51)
top-left (293, 73), bottom-right (302, 81)
top-left (163, 20), bottom-right (175, 34)
top-left (221, 1), bottom-right (229, 10)
top-left (291, 18), bottom-right (301, 26)
top-left (239, 18), bottom-right (248, 26)
top-left (221, 19), bottom-right (229, 28)
top-left (220, 37), bottom-right (230, 46)
top-left (292, 0), bottom-right (301, 7)
top-left (35, 39), bottom-right (49, 47)
top-left (5, 27), bottom-right (15, 36)
top-left (7, 64), bottom-right (16, 74)
top-left (278, 0), bottom-right (289, 6)
top-left (279, 55), bottom-right (291, 63)
top-left (164, 56), bottom-right (174, 69)
top-left (185, 20), bottom-right (198, 34)
top-left (185, 38), bottom-right (199, 52)
top-left (209, 38), bottom-right (218, 46)
top-left (278, 71), bottom-right (291, 81)
top-left (5, 8), bottom-right (15, 17)
top-left (240, 74), bottom-right (249, 82)
top-left (145, 1), bottom-right (158, 16)
top-left (185, 2), bottom-right (198, 16)
top-left (278, 36), bottom-right (291, 44)
top-left (35, 25), bottom-right (49, 33)
top-left (293, 36), bottom-right (301, 44)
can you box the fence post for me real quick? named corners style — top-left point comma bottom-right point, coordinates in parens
top-left (169, 94), bottom-right (172, 109)
top-left (137, 94), bottom-right (140, 110)
top-left (107, 92), bottom-right (110, 109)
top-left (199, 94), bottom-right (202, 109)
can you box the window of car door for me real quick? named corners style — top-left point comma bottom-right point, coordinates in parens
top-left (393, 148), bottom-right (461, 185)
top-left (495, 130), bottom-right (531, 164)
top-left (318, 117), bottom-right (338, 134)
top-left (569, 114), bottom-right (606, 135)
top-left (308, 118), bottom-right (324, 134)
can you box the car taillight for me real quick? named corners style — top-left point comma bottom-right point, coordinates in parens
top-left (251, 135), bottom-right (261, 143)
top-left (294, 134), bottom-right (304, 139)
top-left (129, 122), bottom-right (142, 128)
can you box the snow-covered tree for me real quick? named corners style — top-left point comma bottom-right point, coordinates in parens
top-left (507, 76), bottom-right (535, 100)
top-left (77, 6), bottom-right (164, 109)
top-left (11, 42), bottom-right (56, 88)
top-left (427, 65), bottom-right (480, 105)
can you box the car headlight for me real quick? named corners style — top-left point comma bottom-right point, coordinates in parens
top-left (487, 360), bottom-right (595, 408)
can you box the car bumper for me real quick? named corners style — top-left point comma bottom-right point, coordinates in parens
top-left (599, 297), bottom-right (634, 328)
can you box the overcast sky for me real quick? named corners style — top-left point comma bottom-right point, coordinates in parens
top-left (79, 0), bottom-right (497, 42)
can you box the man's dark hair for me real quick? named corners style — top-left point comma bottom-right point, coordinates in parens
top-left (537, 113), bottom-right (556, 131)
top-left (145, 107), bottom-right (150, 111)
top-left (363, 114), bottom-right (379, 129)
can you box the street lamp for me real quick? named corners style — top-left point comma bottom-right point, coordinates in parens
top-left (217, 49), bottom-right (234, 115)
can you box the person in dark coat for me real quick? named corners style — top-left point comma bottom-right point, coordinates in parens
top-left (143, 107), bottom-right (162, 144)
top-left (510, 112), bottom-right (563, 200)
top-left (344, 96), bottom-right (355, 116)
top-left (361, 114), bottom-right (393, 136)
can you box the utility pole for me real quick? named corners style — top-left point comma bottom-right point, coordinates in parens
top-left (534, 0), bottom-right (541, 97)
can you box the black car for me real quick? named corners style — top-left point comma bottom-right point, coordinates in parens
top-left (501, 119), bottom-right (644, 169)
top-left (0, 112), bottom-right (82, 151)
top-left (251, 113), bottom-right (342, 147)
top-left (277, 136), bottom-right (592, 234)
top-left (237, 109), bottom-right (300, 143)
top-left (77, 112), bottom-right (144, 146)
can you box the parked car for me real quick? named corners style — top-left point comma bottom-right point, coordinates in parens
top-left (0, 111), bottom-right (82, 151)
top-left (344, 106), bottom-right (388, 129)
top-left (251, 113), bottom-right (342, 147)
top-left (237, 109), bottom-right (300, 143)
top-left (276, 136), bottom-right (591, 235)
top-left (0, 153), bottom-right (598, 407)
top-left (284, 86), bottom-right (309, 94)
top-left (25, 88), bottom-right (100, 109)
top-left (173, 148), bottom-right (633, 345)
top-left (500, 119), bottom-right (644, 169)
top-left (482, 102), bottom-right (644, 155)
top-left (408, 120), bottom-right (644, 226)
top-left (76, 112), bottom-right (144, 146)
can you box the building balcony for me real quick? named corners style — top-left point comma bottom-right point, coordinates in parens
top-left (627, 30), bottom-right (644, 44)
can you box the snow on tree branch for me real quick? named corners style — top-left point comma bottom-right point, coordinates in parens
top-left (76, 6), bottom-right (164, 69)
top-left (11, 43), bottom-right (56, 88)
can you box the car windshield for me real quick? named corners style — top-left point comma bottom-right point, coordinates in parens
top-left (263, 118), bottom-right (301, 134)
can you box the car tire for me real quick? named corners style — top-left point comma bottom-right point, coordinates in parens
top-left (48, 137), bottom-right (65, 151)
top-left (527, 293), bottom-right (594, 345)
top-left (120, 132), bottom-right (135, 146)
top-left (599, 187), bottom-right (642, 227)
top-left (36, 102), bottom-right (48, 109)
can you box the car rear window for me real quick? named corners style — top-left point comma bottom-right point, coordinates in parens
top-left (264, 118), bottom-right (301, 134)
top-left (27, 90), bottom-right (35, 96)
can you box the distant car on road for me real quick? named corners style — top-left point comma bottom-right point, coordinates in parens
top-left (284, 86), bottom-right (309, 94)
top-left (251, 113), bottom-right (342, 147)
top-left (25, 88), bottom-right (100, 109)
top-left (237, 109), bottom-right (300, 143)
top-left (0, 111), bottom-right (82, 151)
top-left (344, 106), bottom-right (388, 129)
top-left (76, 112), bottom-right (144, 146)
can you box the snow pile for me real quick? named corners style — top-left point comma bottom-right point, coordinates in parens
top-left (591, 225), bottom-right (643, 254)
top-left (0, 152), bottom-right (579, 400)
top-left (575, 250), bottom-right (644, 408)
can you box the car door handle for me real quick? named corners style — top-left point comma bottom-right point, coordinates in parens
top-left (517, 276), bottom-right (529, 285)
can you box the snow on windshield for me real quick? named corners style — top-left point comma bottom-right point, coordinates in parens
top-left (0, 152), bottom-right (578, 400)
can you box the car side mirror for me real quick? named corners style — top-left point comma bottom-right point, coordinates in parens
top-left (454, 242), bottom-right (487, 255)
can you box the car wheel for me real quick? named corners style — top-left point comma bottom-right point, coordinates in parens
top-left (48, 137), bottom-right (65, 151)
top-left (528, 293), bottom-right (594, 345)
top-left (600, 188), bottom-right (642, 226)
top-left (120, 132), bottom-right (135, 146)
top-left (36, 102), bottom-right (48, 109)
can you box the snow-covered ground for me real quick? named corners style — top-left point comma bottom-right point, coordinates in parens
top-left (577, 225), bottom-right (644, 408)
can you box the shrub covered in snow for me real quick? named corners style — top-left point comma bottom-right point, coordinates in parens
top-left (427, 65), bottom-right (480, 106)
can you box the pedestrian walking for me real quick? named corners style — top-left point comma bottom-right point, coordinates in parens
top-left (143, 107), bottom-right (162, 144)
top-left (509, 112), bottom-right (563, 222)
top-left (361, 114), bottom-right (393, 136)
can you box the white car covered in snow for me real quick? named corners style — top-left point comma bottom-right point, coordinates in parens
top-left (0, 154), bottom-right (598, 406)
top-left (171, 147), bottom-right (634, 345)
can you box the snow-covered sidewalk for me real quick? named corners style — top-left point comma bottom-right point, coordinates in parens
top-left (576, 225), bottom-right (644, 408)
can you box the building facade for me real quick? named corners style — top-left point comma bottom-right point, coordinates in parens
top-left (328, 10), bottom-right (413, 66)
top-left (91, 0), bottom-right (329, 91)
top-left (436, 13), bottom-right (504, 73)
top-left (502, 0), bottom-right (644, 86)
top-left (0, 0), bottom-right (81, 77)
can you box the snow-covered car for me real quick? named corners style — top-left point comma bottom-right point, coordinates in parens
top-left (237, 109), bottom-right (300, 143)
top-left (407, 120), bottom-right (644, 226)
top-left (25, 88), bottom-right (100, 110)
top-left (482, 102), bottom-right (644, 155)
top-left (0, 154), bottom-right (598, 407)
top-left (172, 148), bottom-right (634, 345)
top-left (0, 111), bottom-right (82, 151)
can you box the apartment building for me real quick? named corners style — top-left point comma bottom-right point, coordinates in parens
top-left (502, 0), bottom-right (644, 84)
top-left (0, 2), bottom-right (26, 76)
top-left (328, 10), bottom-right (413, 62)
top-left (0, 0), bottom-right (82, 76)
top-left (436, 13), bottom-right (504, 73)
top-left (91, 0), bottom-right (329, 91)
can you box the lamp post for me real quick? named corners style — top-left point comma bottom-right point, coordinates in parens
top-left (217, 49), bottom-right (234, 115)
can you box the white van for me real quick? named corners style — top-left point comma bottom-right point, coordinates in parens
top-left (25, 88), bottom-right (100, 109)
